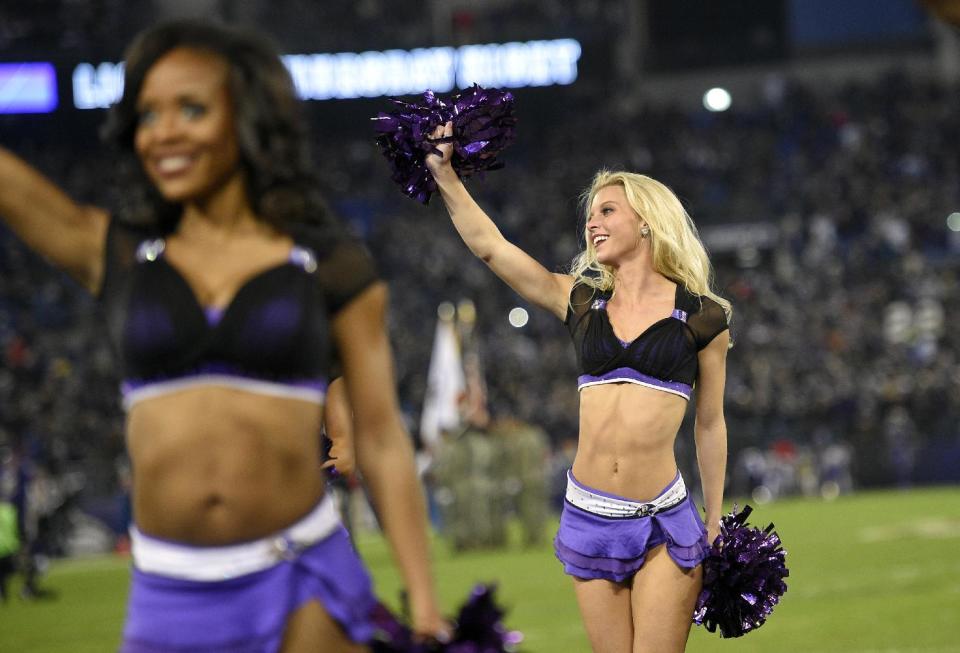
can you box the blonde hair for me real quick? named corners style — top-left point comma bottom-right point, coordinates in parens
top-left (570, 170), bottom-right (731, 318)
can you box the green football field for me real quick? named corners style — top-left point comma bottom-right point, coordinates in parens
top-left (2, 486), bottom-right (959, 652)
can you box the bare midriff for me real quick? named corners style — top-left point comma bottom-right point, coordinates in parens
top-left (125, 386), bottom-right (325, 545)
top-left (572, 383), bottom-right (688, 502)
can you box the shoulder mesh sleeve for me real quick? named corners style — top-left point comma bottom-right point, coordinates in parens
top-left (96, 216), bottom-right (157, 360)
top-left (293, 220), bottom-right (380, 316)
top-left (688, 297), bottom-right (729, 350)
top-left (96, 216), bottom-right (150, 302)
top-left (565, 281), bottom-right (597, 329)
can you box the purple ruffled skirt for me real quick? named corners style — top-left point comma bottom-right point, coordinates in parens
top-left (120, 525), bottom-right (375, 652)
top-left (554, 471), bottom-right (708, 582)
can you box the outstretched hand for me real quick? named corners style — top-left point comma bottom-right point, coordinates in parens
top-left (424, 121), bottom-right (455, 179)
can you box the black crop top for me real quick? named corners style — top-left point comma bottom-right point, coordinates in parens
top-left (565, 281), bottom-right (728, 400)
top-left (97, 217), bottom-right (378, 409)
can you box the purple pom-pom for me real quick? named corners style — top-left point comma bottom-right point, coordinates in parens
top-left (693, 504), bottom-right (789, 638)
top-left (371, 584), bottom-right (523, 653)
top-left (373, 85), bottom-right (517, 204)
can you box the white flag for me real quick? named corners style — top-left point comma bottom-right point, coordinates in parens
top-left (419, 313), bottom-right (465, 449)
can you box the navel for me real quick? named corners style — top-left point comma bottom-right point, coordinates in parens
top-left (203, 493), bottom-right (225, 510)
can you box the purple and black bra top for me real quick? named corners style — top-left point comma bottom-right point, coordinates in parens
top-left (97, 217), bottom-right (378, 410)
top-left (565, 281), bottom-right (728, 400)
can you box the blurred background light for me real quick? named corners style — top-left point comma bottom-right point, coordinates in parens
top-left (703, 86), bottom-right (732, 112)
top-left (0, 63), bottom-right (58, 114)
top-left (508, 307), bottom-right (529, 328)
top-left (947, 212), bottom-right (960, 231)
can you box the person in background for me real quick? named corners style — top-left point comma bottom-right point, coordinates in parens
top-left (492, 417), bottom-right (550, 547)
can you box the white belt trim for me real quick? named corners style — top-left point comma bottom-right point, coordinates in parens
top-left (576, 377), bottom-right (692, 400)
top-left (122, 376), bottom-right (326, 411)
top-left (565, 472), bottom-right (687, 518)
top-left (130, 494), bottom-right (340, 582)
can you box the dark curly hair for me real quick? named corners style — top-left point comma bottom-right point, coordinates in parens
top-left (102, 19), bottom-right (330, 233)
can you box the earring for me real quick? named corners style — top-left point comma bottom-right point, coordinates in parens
top-left (640, 226), bottom-right (650, 238)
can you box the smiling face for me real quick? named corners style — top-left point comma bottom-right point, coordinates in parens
top-left (133, 47), bottom-right (241, 204)
top-left (587, 184), bottom-right (646, 265)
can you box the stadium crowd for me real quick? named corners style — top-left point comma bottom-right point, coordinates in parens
top-left (2, 63), bottom-right (959, 548)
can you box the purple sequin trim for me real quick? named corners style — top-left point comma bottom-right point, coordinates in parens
top-left (672, 308), bottom-right (688, 322)
top-left (578, 367), bottom-right (692, 399)
top-left (373, 84), bottom-right (517, 204)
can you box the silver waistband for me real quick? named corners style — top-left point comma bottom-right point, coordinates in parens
top-left (565, 471), bottom-right (687, 518)
top-left (130, 493), bottom-right (340, 581)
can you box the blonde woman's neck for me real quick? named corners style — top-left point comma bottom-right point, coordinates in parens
top-left (609, 256), bottom-right (674, 304)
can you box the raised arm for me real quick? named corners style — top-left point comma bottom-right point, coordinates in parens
top-left (331, 282), bottom-right (447, 640)
top-left (694, 330), bottom-right (730, 545)
top-left (425, 122), bottom-right (572, 320)
top-left (0, 146), bottom-right (109, 294)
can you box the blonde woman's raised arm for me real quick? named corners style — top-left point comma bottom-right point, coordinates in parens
top-left (0, 146), bottom-right (109, 293)
top-left (425, 123), bottom-right (572, 321)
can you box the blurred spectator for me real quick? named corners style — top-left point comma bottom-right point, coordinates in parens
top-left (492, 417), bottom-right (550, 547)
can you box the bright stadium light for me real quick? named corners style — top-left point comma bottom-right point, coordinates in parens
top-left (508, 307), bottom-right (529, 328)
top-left (947, 212), bottom-right (960, 232)
top-left (703, 87), bottom-right (732, 112)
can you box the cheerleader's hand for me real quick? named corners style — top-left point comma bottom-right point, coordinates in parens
top-left (425, 121), bottom-right (455, 179)
top-left (707, 521), bottom-right (722, 548)
top-left (321, 438), bottom-right (355, 477)
top-left (411, 601), bottom-right (452, 645)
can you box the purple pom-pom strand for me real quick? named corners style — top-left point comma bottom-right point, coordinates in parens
top-left (693, 504), bottom-right (789, 638)
top-left (371, 584), bottom-right (523, 653)
top-left (373, 85), bottom-right (517, 204)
